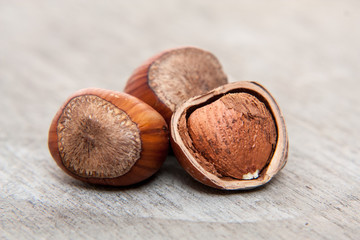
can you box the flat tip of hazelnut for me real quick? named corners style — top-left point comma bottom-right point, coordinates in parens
top-left (56, 94), bottom-right (142, 178)
top-left (148, 47), bottom-right (228, 111)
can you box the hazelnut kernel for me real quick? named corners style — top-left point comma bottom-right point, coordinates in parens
top-left (171, 81), bottom-right (289, 190)
top-left (187, 92), bottom-right (277, 180)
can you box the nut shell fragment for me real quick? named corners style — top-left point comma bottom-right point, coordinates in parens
top-left (171, 81), bottom-right (288, 190)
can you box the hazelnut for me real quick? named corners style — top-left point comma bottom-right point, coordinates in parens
top-left (48, 88), bottom-right (169, 186)
top-left (171, 81), bottom-right (288, 190)
top-left (124, 47), bottom-right (228, 125)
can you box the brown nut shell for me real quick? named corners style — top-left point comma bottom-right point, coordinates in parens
top-left (124, 47), bottom-right (228, 125)
top-left (171, 81), bottom-right (288, 190)
top-left (48, 88), bottom-right (169, 186)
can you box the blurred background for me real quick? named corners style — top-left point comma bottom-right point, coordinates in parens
top-left (1, 1), bottom-right (359, 147)
top-left (1, 1), bottom-right (359, 239)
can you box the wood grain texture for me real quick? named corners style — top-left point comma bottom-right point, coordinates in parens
top-left (1, 0), bottom-right (360, 239)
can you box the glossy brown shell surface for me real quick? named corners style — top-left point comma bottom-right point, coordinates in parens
top-left (48, 88), bottom-right (169, 186)
top-left (124, 47), bottom-right (228, 125)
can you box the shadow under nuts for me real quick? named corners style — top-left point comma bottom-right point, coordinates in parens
top-left (48, 88), bottom-right (169, 186)
top-left (171, 81), bottom-right (288, 190)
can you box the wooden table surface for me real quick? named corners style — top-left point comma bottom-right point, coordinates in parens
top-left (1, 1), bottom-right (359, 239)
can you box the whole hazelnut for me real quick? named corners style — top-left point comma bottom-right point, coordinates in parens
top-left (171, 81), bottom-right (288, 190)
top-left (48, 88), bottom-right (169, 186)
top-left (124, 47), bottom-right (228, 125)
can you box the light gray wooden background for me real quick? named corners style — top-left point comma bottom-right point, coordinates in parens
top-left (1, 1), bottom-right (359, 239)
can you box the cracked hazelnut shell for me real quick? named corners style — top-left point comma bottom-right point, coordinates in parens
top-left (170, 81), bottom-right (288, 190)
top-left (124, 47), bottom-right (228, 125)
top-left (48, 88), bottom-right (169, 186)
